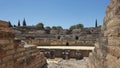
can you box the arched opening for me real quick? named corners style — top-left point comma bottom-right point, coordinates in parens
top-left (75, 36), bottom-right (79, 40)
top-left (66, 42), bottom-right (69, 46)
top-left (49, 50), bottom-right (55, 59)
top-left (57, 36), bottom-right (61, 39)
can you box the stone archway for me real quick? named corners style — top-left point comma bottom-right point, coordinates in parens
top-left (75, 36), bottom-right (79, 40)
top-left (66, 42), bottom-right (69, 46)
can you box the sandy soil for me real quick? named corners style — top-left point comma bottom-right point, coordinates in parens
top-left (47, 57), bottom-right (89, 68)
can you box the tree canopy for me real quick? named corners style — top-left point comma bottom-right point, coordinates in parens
top-left (8, 21), bottom-right (13, 27)
top-left (95, 19), bottom-right (98, 27)
top-left (69, 23), bottom-right (84, 30)
top-left (18, 20), bottom-right (20, 27)
top-left (36, 23), bottom-right (44, 29)
top-left (23, 18), bottom-right (26, 26)
top-left (52, 26), bottom-right (63, 30)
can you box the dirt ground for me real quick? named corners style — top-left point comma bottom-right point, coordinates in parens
top-left (47, 57), bottom-right (89, 68)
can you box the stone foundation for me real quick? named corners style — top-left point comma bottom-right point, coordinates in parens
top-left (0, 20), bottom-right (47, 68)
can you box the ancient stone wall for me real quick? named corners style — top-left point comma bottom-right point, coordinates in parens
top-left (0, 20), bottom-right (9, 27)
top-left (0, 21), bottom-right (47, 68)
top-left (89, 0), bottom-right (120, 68)
top-left (26, 40), bottom-right (95, 46)
top-left (13, 27), bottom-right (100, 46)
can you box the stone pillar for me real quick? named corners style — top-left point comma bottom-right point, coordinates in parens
top-left (50, 50), bottom-right (55, 59)
top-left (75, 51), bottom-right (83, 60)
top-left (89, 0), bottom-right (120, 68)
top-left (105, 0), bottom-right (120, 68)
top-left (104, 0), bottom-right (120, 46)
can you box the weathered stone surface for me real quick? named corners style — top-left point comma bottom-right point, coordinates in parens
top-left (89, 0), bottom-right (120, 68)
top-left (13, 25), bottom-right (101, 46)
top-left (106, 54), bottom-right (120, 68)
top-left (0, 20), bottom-right (47, 68)
top-left (0, 20), bottom-right (9, 27)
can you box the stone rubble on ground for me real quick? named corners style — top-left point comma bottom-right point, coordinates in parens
top-left (47, 57), bottom-right (89, 68)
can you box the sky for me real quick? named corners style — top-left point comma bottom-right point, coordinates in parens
top-left (0, 0), bottom-right (110, 29)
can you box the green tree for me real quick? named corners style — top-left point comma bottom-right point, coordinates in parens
top-left (36, 23), bottom-right (44, 29)
top-left (23, 18), bottom-right (26, 26)
top-left (8, 21), bottom-right (13, 27)
top-left (76, 24), bottom-right (84, 28)
top-left (52, 26), bottom-right (63, 30)
top-left (57, 26), bottom-right (63, 30)
top-left (69, 24), bottom-right (84, 30)
top-left (18, 20), bottom-right (20, 27)
top-left (69, 25), bottom-right (76, 30)
top-left (52, 26), bottom-right (57, 30)
top-left (95, 19), bottom-right (98, 27)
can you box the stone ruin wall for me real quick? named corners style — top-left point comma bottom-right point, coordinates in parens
top-left (13, 26), bottom-right (100, 46)
top-left (26, 40), bottom-right (95, 46)
top-left (0, 20), bottom-right (47, 68)
top-left (89, 0), bottom-right (120, 68)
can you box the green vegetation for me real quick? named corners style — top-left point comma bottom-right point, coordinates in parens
top-left (8, 21), bottom-right (13, 27)
top-left (95, 19), bottom-right (98, 27)
top-left (23, 18), bottom-right (26, 26)
top-left (36, 23), bottom-right (44, 29)
top-left (23, 28), bottom-right (28, 33)
top-left (69, 24), bottom-right (84, 30)
top-left (52, 26), bottom-right (63, 30)
top-left (18, 20), bottom-right (20, 27)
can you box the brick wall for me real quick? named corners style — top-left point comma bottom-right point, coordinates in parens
top-left (0, 20), bottom-right (47, 68)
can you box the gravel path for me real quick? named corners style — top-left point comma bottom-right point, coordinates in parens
top-left (47, 57), bottom-right (89, 68)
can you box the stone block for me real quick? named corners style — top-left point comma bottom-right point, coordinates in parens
top-left (14, 62), bottom-right (24, 68)
top-left (0, 58), bottom-right (2, 63)
top-left (106, 26), bottom-right (120, 37)
top-left (107, 18), bottom-right (120, 30)
top-left (0, 27), bottom-right (12, 32)
top-left (0, 47), bottom-right (6, 57)
top-left (106, 54), bottom-right (120, 68)
top-left (0, 20), bottom-right (9, 27)
top-left (3, 45), bottom-right (14, 50)
top-left (2, 55), bottom-right (13, 62)
top-left (6, 61), bottom-right (14, 68)
top-left (16, 47), bottom-right (25, 53)
top-left (0, 63), bottom-right (6, 68)
top-left (107, 46), bottom-right (120, 57)
top-left (106, 6), bottom-right (111, 14)
top-left (0, 20), bottom-right (47, 68)
top-left (6, 49), bottom-right (15, 55)
top-left (14, 52), bottom-right (24, 58)
top-left (0, 39), bottom-right (10, 45)
top-left (108, 37), bottom-right (120, 46)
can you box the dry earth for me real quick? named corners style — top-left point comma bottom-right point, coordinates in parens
top-left (47, 57), bottom-right (89, 68)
